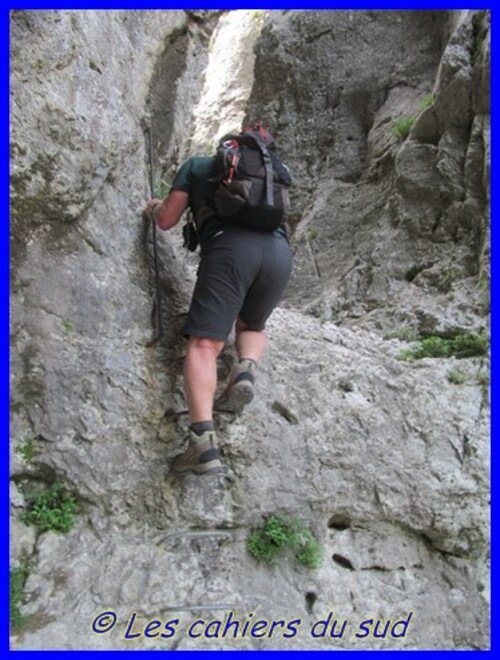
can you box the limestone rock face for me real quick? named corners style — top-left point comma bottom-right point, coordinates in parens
top-left (10, 9), bottom-right (489, 650)
top-left (251, 11), bottom-right (490, 338)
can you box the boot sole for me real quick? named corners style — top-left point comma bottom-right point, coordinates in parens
top-left (215, 381), bottom-right (254, 413)
top-left (172, 459), bottom-right (223, 475)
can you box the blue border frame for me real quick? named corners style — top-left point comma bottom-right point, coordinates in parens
top-left (5, 1), bottom-right (494, 656)
top-left (489, 5), bottom-right (496, 657)
top-left (4, 1), bottom-right (496, 8)
top-left (3, 2), bottom-right (11, 656)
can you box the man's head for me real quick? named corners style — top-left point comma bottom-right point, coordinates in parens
top-left (217, 121), bottom-right (276, 153)
top-left (241, 121), bottom-right (275, 147)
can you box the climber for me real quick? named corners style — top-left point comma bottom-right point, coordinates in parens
top-left (143, 124), bottom-right (293, 475)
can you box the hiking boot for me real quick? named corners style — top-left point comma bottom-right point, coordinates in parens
top-left (171, 429), bottom-right (222, 475)
top-left (215, 358), bottom-right (257, 414)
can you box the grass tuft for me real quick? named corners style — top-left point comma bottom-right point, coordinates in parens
top-left (392, 116), bottom-right (415, 141)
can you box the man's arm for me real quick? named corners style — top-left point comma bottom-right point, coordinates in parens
top-left (144, 190), bottom-right (189, 231)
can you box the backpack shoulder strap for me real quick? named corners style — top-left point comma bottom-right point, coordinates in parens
top-left (243, 131), bottom-right (275, 207)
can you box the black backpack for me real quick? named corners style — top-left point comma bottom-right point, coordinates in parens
top-left (210, 126), bottom-right (291, 231)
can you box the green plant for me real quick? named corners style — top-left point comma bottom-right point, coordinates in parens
top-left (447, 369), bottom-right (466, 385)
top-left (15, 437), bottom-right (36, 464)
top-left (307, 228), bottom-right (318, 241)
top-left (247, 529), bottom-right (283, 566)
top-left (20, 482), bottom-right (78, 534)
top-left (247, 515), bottom-right (323, 570)
top-left (62, 319), bottom-right (75, 333)
top-left (296, 537), bottom-right (325, 570)
top-left (10, 560), bottom-right (30, 632)
top-left (398, 333), bottom-right (489, 362)
top-left (452, 333), bottom-right (489, 358)
top-left (265, 515), bottom-right (294, 547)
top-left (392, 115), bottom-right (415, 141)
top-left (418, 94), bottom-right (434, 112)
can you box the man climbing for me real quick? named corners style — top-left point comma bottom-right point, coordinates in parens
top-left (144, 124), bottom-right (293, 475)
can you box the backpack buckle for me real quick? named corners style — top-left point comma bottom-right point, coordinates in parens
top-left (223, 153), bottom-right (239, 185)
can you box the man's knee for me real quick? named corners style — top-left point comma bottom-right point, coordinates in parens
top-left (187, 336), bottom-right (225, 359)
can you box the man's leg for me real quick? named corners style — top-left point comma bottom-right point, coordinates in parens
top-left (184, 335), bottom-right (225, 423)
top-left (235, 318), bottom-right (267, 363)
top-left (172, 335), bottom-right (225, 475)
top-left (217, 233), bottom-right (292, 413)
top-left (215, 319), bottom-right (266, 413)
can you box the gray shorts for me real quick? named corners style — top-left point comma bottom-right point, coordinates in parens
top-left (182, 226), bottom-right (293, 341)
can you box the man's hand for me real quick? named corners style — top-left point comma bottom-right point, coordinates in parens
top-left (143, 197), bottom-right (163, 220)
top-left (143, 190), bottom-right (189, 231)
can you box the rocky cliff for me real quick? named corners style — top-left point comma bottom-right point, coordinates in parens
top-left (10, 9), bottom-right (490, 650)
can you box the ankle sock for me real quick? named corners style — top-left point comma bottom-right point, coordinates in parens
top-left (190, 420), bottom-right (214, 436)
top-left (236, 358), bottom-right (257, 372)
top-left (234, 358), bottom-right (257, 383)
